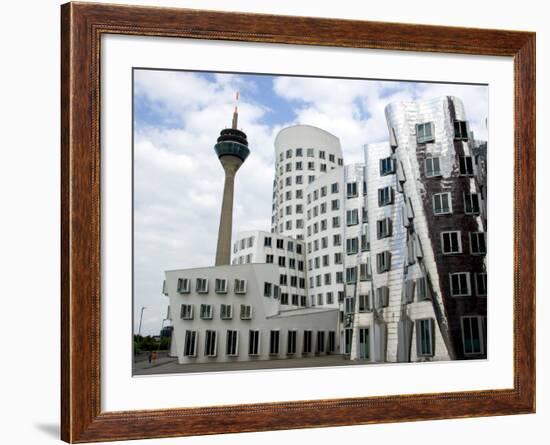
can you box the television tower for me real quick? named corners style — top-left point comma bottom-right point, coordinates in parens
top-left (213, 93), bottom-right (250, 266)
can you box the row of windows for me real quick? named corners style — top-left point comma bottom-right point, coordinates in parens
top-left (263, 236), bottom-right (303, 253)
top-left (265, 254), bottom-right (305, 272)
top-left (176, 278), bottom-right (247, 295)
top-left (306, 232), bottom-right (370, 255)
top-left (415, 120), bottom-right (469, 145)
top-left (441, 231), bottom-right (486, 255)
top-left (277, 174), bottom-right (317, 187)
top-left (180, 303), bottom-right (252, 321)
top-left (278, 273), bottom-right (306, 289)
top-left (450, 272), bottom-right (487, 297)
top-left (279, 147), bottom-right (343, 165)
top-left (280, 293), bottom-right (308, 307)
top-left (272, 219), bottom-right (305, 233)
top-left (184, 328), bottom-right (338, 358)
top-left (423, 155), bottom-right (476, 177)
top-left (233, 236), bottom-right (254, 253)
top-left (278, 161), bottom-right (336, 175)
top-left (432, 192), bottom-right (482, 215)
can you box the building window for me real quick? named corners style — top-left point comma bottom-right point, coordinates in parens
top-left (359, 262), bottom-right (371, 281)
top-left (269, 330), bottom-right (280, 355)
top-left (308, 175), bottom-right (315, 183)
top-left (300, 295), bottom-right (307, 306)
top-left (379, 157), bottom-right (395, 175)
top-left (248, 330), bottom-right (261, 356)
top-left (329, 154), bottom-right (335, 163)
top-left (287, 330), bottom-right (297, 354)
top-left (459, 156), bottom-right (474, 175)
top-left (264, 236), bottom-right (272, 247)
top-left (177, 278), bottom-right (190, 294)
top-left (425, 157), bottom-right (441, 177)
top-left (416, 277), bottom-right (429, 301)
top-left (296, 175), bottom-right (303, 185)
top-left (461, 316), bottom-right (486, 355)
top-left (316, 331), bottom-right (326, 353)
top-left (326, 292), bottom-right (334, 305)
top-left (416, 122), bottom-right (435, 144)
top-left (346, 237), bottom-right (358, 254)
top-left (266, 254), bottom-right (273, 264)
top-left (464, 193), bottom-right (481, 215)
top-left (303, 330), bottom-right (313, 354)
top-left (331, 199), bottom-right (339, 211)
top-left (307, 148), bottom-right (314, 157)
top-left (234, 279), bottom-right (247, 294)
top-left (317, 293), bottom-right (323, 305)
top-left (450, 272), bottom-right (471, 296)
top-left (378, 186), bottom-right (394, 206)
top-left (344, 328), bottom-right (353, 354)
top-left (298, 261), bottom-right (304, 272)
top-left (180, 304), bottom-right (193, 320)
top-left (362, 207), bottom-right (368, 223)
top-left (376, 251), bottom-right (391, 273)
top-left (441, 231), bottom-right (462, 254)
top-left (296, 161), bottom-right (303, 170)
top-left (226, 330), bottom-right (239, 356)
top-left (296, 148), bottom-right (303, 157)
top-left (183, 330), bottom-right (198, 357)
top-left (196, 278), bottom-right (209, 293)
top-left (433, 192), bottom-right (452, 215)
top-left (281, 292), bottom-right (289, 305)
top-left (344, 296), bottom-right (355, 314)
top-left (346, 266), bottom-right (357, 284)
top-left (204, 330), bottom-right (217, 357)
top-left (263, 282), bottom-right (273, 298)
top-left (280, 274), bottom-right (288, 286)
top-left (220, 304), bottom-right (233, 320)
top-left (338, 158), bottom-right (344, 166)
top-left (475, 273), bottom-right (487, 296)
top-left (278, 256), bottom-right (286, 267)
top-left (332, 216), bottom-right (340, 228)
top-left (240, 304), bottom-right (252, 320)
top-left (331, 182), bottom-right (339, 194)
top-left (377, 217), bottom-right (392, 239)
top-left (376, 286), bottom-right (389, 308)
top-left (285, 163), bottom-right (292, 172)
top-left (346, 209), bottom-right (359, 226)
top-left (334, 252), bottom-right (343, 264)
top-left (336, 271), bottom-right (343, 284)
top-left (307, 161), bottom-right (315, 170)
top-left (416, 319), bottom-right (435, 357)
top-left (346, 182), bottom-right (358, 198)
top-left (454, 120), bottom-right (469, 140)
top-left (359, 293), bottom-right (372, 312)
top-left (215, 278), bottom-right (227, 294)
top-left (200, 304), bottom-right (213, 320)
top-left (361, 233), bottom-right (370, 251)
top-left (470, 232), bottom-right (487, 255)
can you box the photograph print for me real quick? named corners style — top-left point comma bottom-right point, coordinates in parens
top-left (132, 69), bottom-right (487, 375)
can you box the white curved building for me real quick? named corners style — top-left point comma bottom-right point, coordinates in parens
top-left (272, 125), bottom-right (344, 240)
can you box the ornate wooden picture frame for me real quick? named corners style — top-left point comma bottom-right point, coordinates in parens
top-left (61, 2), bottom-right (535, 442)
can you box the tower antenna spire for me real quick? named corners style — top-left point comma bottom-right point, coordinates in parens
top-left (232, 92), bottom-right (239, 129)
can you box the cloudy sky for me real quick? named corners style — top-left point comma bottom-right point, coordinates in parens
top-left (133, 68), bottom-right (488, 335)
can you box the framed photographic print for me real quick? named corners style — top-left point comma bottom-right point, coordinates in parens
top-left (61, 2), bottom-right (536, 442)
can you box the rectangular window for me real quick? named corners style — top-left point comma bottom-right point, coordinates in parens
top-left (183, 330), bottom-right (198, 357)
top-left (215, 278), bottom-right (227, 294)
top-left (326, 292), bottom-right (334, 305)
top-left (200, 304), bottom-right (213, 320)
top-left (180, 304), bottom-right (193, 320)
top-left (376, 286), bottom-right (389, 308)
top-left (416, 277), bottom-right (429, 301)
top-left (287, 330), bottom-right (297, 354)
top-left (280, 292), bottom-right (289, 305)
top-left (441, 231), bottom-right (462, 254)
top-left (177, 278), bottom-right (190, 294)
top-left (269, 330), bottom-right (280, 355)
top-left (346, 237), bottom-right (358, 254)
top-left (433, 192), bottom-right (452, 215)
top-left (416, 122), bottom-right (435, 143)
top-left (248, 330), bottom-right (261, 356)
top-left (450, 272), bottom-right (471, 296)
top-left (266, 254), bottom-right (273, 263)
top-left (307, 148), bottom-right (314, 157)
top-left (220, 304), bottom-right (233, 320)
top-left (336, 271), bottom-right (343, 284)
top-left (361, 233), bottom-right (370, 251)
top-left (331, 182), bottom-right (339, 194)
top-left (196, 278), bottom-right (209, 293)
top-left (377, 217), bottom-right (392, 239)
top-left (464, 193), bottom-right (481, 214)
top-left (416, 319), bottom-right (435, 357)
top-left (278, 256), bottom-right (286, 267)
top-left (344, 328), bottom-right (353, 354)
top-left (359, 293), bottom-right (372, 312)
top-left (378, 186), bottom-right (394, 206)
top-left (454, 120), bottom-right (469, 140)
top-left (264, 236), bottom-right (272, 247)
top-left (425, 157), bottom-right (441, 177)
top-left (461, 316), bottom-right (485, 355)
top-left (279, 274), bottom-right (288, 286)
top-left (346, 182), bottom-right (358, 198)
top-left (346, 266), bottom-right (357, 284)
top-left (204, 330), bottom-right (217, 357)
top-left (359, 261), bottom-right (371, 281)
top-left (379, 157), bottom-right (395, 175)
top-left (240, 304), bottom-right (252, 320)
top-left (331, 199), bottom-right (339, 211)
top-left (226, 330), bottom-right (239, 356)
top-left (296, 148), bottom-right (303, 157)
top-left (470, 232), bottom-right (487, 255)
top-left (303, 330), bottom-right (313, 354)
top-left (316, 331), bottom-right (326, 353)
top-left (295, 161), bottom-right (302, 170)
top-left (376, 251), bottom-right (391, 273)
top-left (328, 331), bottom-right (336, 352)
top-left (346, 209), bottom-right (359, 226)
top-left (334, 252), bottom-right (343, 264)
top-left (459, 156), bottom-right (474, 175)
top-left (264, 282), bottom-right (273, 298)
top-left (475, 273), bottom-right (487, 296)
top-left (345, 296), bottom-right (355, 314)
top-left (234, 279), bottom-right (247, 294)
